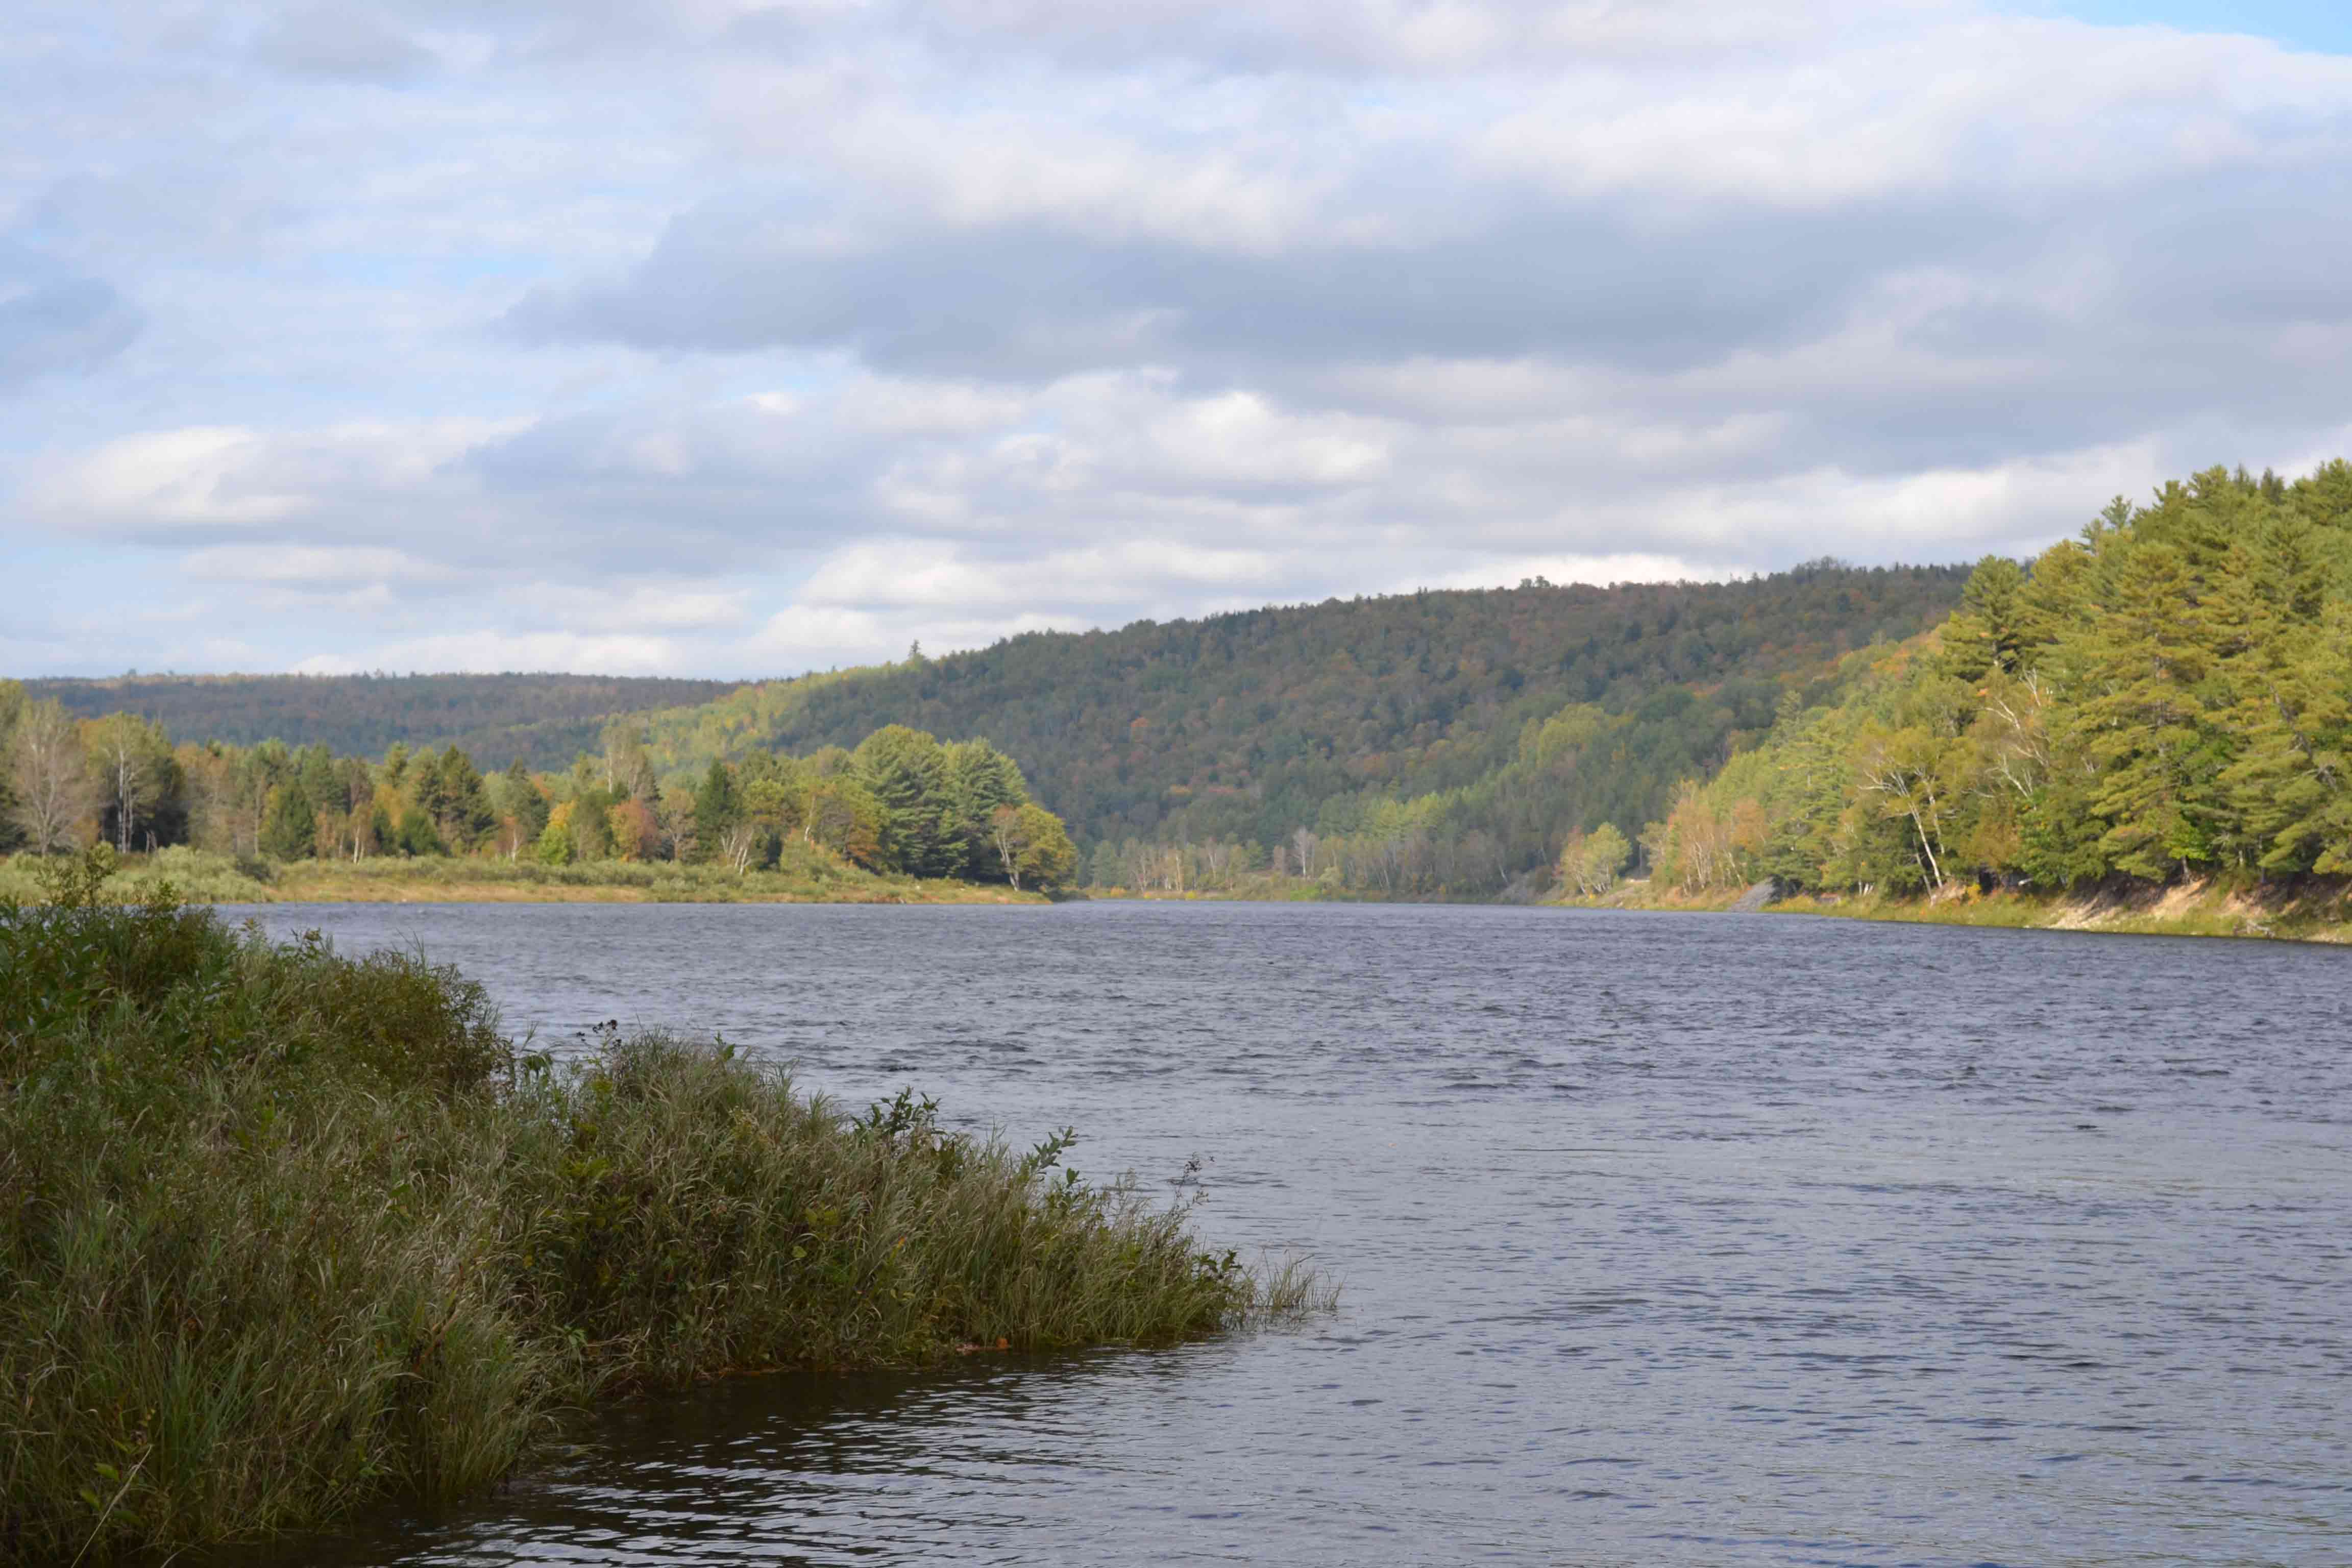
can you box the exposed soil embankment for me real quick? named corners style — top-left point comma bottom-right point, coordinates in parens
top-left (1573, 876), bottom-right (2352, 943)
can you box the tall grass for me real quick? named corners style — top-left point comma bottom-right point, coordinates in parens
top-left (0, 844), bottom-right (1042, 905)
top-left (0, 852), bottom-right (1326, 1563)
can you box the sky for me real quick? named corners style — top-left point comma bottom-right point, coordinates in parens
top-left (5, 1), bottom-right (2350, 678)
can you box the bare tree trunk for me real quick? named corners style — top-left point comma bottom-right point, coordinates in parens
top-left (7, 701), bottom-right (95, 853)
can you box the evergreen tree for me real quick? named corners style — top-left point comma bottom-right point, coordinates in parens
top-left (396, 805), bottom-right (444, 857)
top-left (943, 738), bottom-right (1031, 878)
top-left (434, 748), bottom-right (497, 851)
top-left (854, 725), bottom-right (956, 876)
top-left (261, 781), bottom-right (317, 860)
top-left (409, 747), bottom-right (451, 833)
top-left (506, 757), bottom-right (551, 844)
top-left (1940, 555), bottom-right (2028, 682)
top-left (690, 761), bottom-right (741, 864)
top-left (2061, 540), bottom-right (2235, 878)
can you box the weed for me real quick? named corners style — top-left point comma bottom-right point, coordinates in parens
top-left (0, 852), bottom-right (1328, 1563)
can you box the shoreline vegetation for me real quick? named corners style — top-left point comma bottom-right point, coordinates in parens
top-left (1082, 463), bottom-right (2352, 933)
top-left (1077, 873), bottom-right (2352, 942)
top-left (0, 701), bottom-right (1083, 905)
top-left (1564, 874), bottom-right (2352, 943)
top-left (0, 847), bottom-right (1048, 906)
top-left (0, 854), bottom-right (1325, 1564)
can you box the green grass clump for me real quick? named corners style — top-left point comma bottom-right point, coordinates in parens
top-left (0, 846), bottom-right (276, 906)
top-left (0, 844), bottom-right (1045, 905)
top-left (0, 852), bottom-right (1324, 1563)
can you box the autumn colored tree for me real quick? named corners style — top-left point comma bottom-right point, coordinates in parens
top-left (990, 802), bottom-right (1077, 889)
top-left (1556, 823), bottom-right (1631, 896)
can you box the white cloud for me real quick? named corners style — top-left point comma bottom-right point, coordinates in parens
top-left (1420, 552), bottom-right (1725, 591)
top-left (335, 629), bottom-right (690, 675)
top-left (32, 420), bottom-right (526, 536)
top-left (5, 0), bottom-right (2350, 676)
top-left (800, 537), bottom-right (1282, 609)
top-left (182, 544), bottom-right (456, 585)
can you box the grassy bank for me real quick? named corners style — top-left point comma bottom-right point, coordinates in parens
top-left (1563, 875), bottom-right (2352, 942)
top-left (0, 846), bottom-right (1045, 906)
top-left (0, 854), bottom-right (1321, 1564)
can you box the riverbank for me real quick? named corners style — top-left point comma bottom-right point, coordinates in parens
top-left (1566, 875), bottom-right (2352, 943)
top-left (0, 846), bottom-right (1046, 906)
top-left (0, 855), bottom-right (1321, 1564)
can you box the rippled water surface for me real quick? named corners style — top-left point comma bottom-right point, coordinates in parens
top-left (214, 901), bottom-right (2350, 1566)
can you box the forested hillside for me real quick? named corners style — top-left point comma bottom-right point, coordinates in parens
top-left (13, 465), bottom-right (2344, 908)
top-left (23, 673), bottom-right (749, 768)
top-left (1639, 463), bottom-right (2352, 897)
top-left (632, 567), bottom-right (1969, 872)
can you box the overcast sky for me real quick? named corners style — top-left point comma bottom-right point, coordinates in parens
top-left (7, 1), bottom-right (2350, 677)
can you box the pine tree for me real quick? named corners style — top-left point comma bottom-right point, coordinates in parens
top-left (1940, 555), bottom-right (2029, 682)
top-left (435, 748), bottom-right (497, 851)
top-left (261, 781), bottom-right (317, 861)
top-left (854, 725), bottom-right (955, 876)
top-left (943, 738), bottom-right (1031, 878)
top-left (690, 761), bottom-right (741, 864)
top-left (506, 758), bottom-right (551, 844)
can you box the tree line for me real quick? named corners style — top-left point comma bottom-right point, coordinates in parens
top-left (1064, 462), bottom-right (2352, 901)
top-left (1633, 462), bottom-right (2352, 896)
top-left (25, 672), bottom-right (752, 771)
top-left (0, 702), bottom-right (1077, 890)
top-left (28, 460), bottom-right (2324, 905)
top-left (628, 564), bottom-right (1970, 856)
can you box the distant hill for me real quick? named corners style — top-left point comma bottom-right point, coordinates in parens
top-left (21, 673), bottom-right (751, 770)
top-left (626, 564), bottom-right (1971, 856)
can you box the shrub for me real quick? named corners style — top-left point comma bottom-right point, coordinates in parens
top-left (0, 853), bottom-right (1324, 1562)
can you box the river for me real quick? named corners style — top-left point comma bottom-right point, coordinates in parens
top-left (211, 900), bottom-right (2350, 1566)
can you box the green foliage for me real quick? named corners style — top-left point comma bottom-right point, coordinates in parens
top-left (21, 697), bottom-right (1072, 889)
top-left (990, 802), bottom-right (1079, 890)
top-left (260, 778), bottom-right (317, 860)
top-left (22, 674), bottom-right (752, 771)
top-left (632, 566), bottom-right (1967, 869)
top-left (853, 725), bottom-right (957, 877)
top-left (689, 758), bottom-right (741, 863)
top-left (0, 874), bottom-right (1325, 1563)
top-left (944, 739), bottom-right (1030, 878)
top-left (1652, 461), bottom-right (2352, 894)
top-left (0, 680), bottom-right (23, 852)
top-left (506, 757), bottom-right (551, 844)
top-left (433, 748), bottom-right (498, 852)
top-left (1556, 822), bottom-right (1631, 897)
top-left (535, 815), bottom-right (576, 866)
top-left (397, 804), bottom-right (446, 857)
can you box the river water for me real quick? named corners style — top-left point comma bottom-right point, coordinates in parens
top-left (213, 900), bottom-right (2349, 1566)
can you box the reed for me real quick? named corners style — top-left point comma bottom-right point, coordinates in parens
top-left (0, 845), bottom-right (1045, 907)
top-left (0, 852), bottom-right (1326, 1563)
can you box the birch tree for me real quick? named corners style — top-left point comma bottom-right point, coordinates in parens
top-left (7, 700), bottom-right (95, 853)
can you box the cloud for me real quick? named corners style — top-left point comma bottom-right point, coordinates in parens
top-left (5, 0), bottom-right (2351, 676)
top-left (0, 277), bottom-right (143, 388)
top-left (182, 544), bottom-right (458, 586)
top-left (299, 630), bottom-right (687, 676)
top-left (800, 538), bottom-right (1283, 610)
top-left (30, 420), bottom-right (525, 541)
top-left (252, 7), bottom-right (438, 83)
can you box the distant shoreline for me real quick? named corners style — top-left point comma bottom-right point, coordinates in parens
top-left (1081, 876), bottom-right (2352, 943)
top-left (1563, 876), bottom-right (2352, 945)
top-left (0, 849), bottom-right (1049, 907)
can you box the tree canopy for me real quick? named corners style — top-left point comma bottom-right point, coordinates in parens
top-left (1635, 462), bottom-right (2352, 896)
